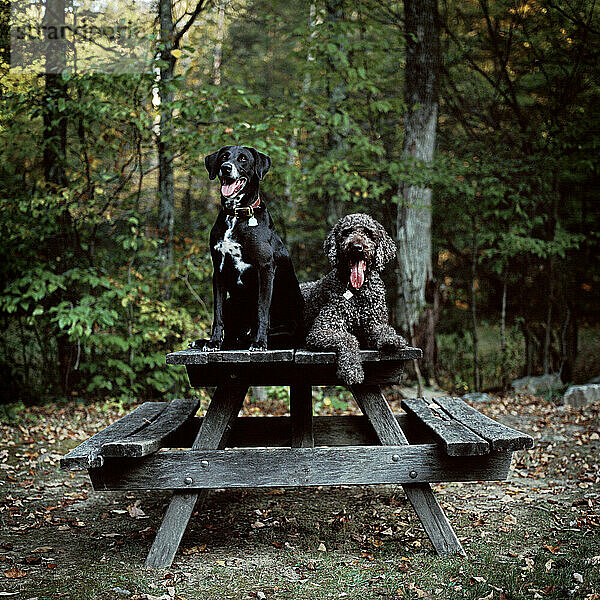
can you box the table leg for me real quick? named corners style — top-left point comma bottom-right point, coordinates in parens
top-left (145, 384), bottom-right (248, 568)
top-left (351, 384), bottom-right (465, 556)
top-left (290, 384), bottom-right (314, 448)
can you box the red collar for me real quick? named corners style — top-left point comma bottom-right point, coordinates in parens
top-left (224, 196), bottom-right (262, 218)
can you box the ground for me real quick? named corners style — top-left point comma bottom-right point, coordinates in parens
top-left (0, 391), bottom-right (599, 600)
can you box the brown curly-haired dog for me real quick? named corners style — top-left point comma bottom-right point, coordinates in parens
top-left (301, 213), bottom-right (407, 385)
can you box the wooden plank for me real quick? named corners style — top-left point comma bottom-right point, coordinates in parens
top-left (102, 398), bottom-right (200, 458)
top-left (433, 397), bottom-right (534, 452)
top-left (351, 385), bottom-right (466, 556)
top-left (401, 397), bottom-right (490, 456)
top-left (60, 402), bottom-right (167, 471)
top-left (171, 414), bottom-right (434, 449)
top-left (88, 445), bottom-right (512, 490)
top-left (166, 349), bottom-right (295, 365)
top-left (144, 384), bottom-right (248, 569)
top-left (290, 385), bottom-right (314, 448)
top-left (294, 347), bottom-right (422, 364)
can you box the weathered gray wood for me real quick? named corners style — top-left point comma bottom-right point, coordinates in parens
top-left (144, 384), bottom-right (248, 569)
top-left (290, 385), bottom-right (314, 448)
top-left (166, 349), bottom-right (295, 365)
top-left (88, 445), bottom-right (512, 490)
top-left (102, 398), bottom-right (200, 458)
top-left (171, 414), bottom-right (434, 449)
top-left (433, 396), bottom-right (534, 452)
top-left (351, 385), bottom-right (466, 556)
top-left (401, 397), bottom-right (490, 456)
top-left (294, 347), bottom-right (422, 364)
top-left (60, 402), bottom-right (167, 470)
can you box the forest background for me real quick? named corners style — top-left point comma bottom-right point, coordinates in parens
top-left (0, 0), bottom-right (598, 406)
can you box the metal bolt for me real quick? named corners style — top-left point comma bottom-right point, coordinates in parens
top-left (392, 454), bottom-right (400, 462)
top-left (184, 477), bottom-right (193, 485)
top-left (230, 373), bottom-right (237, 379)
top-left (201, 460), bottom-right (209, 469)
top-left (409, 470), bottom-right (418, 479)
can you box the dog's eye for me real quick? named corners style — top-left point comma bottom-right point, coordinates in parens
top-left (239, 155), bottom-right (247, 162)
top-left (222, 153), bottom-right (230, 160)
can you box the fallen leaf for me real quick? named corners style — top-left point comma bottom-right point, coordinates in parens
top-left (127, 500), bottom-right (146, 519)
top-left (32, 546), bottom-right (53, 553)
top-left (573, 572), bottom-right (583, 583)
top-left (318, 543), bottom-right (327, 552)
top-left (182, 545), bottom-right (207, 555)
top-left (545, 559), bottom-right (554, 571)
top-left (3, 566), bottom-right (27, 579)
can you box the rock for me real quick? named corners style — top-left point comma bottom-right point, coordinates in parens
top-left (511, 374), bottom-right (562, 395)
top-left (563, 384), bottom-right (600, 408)
top-left (587, 376), bottom-right (600, 384)
top-left (462, 392), bottom-right (494, 404)
top-left (399, 384), bottom-right (447, 401)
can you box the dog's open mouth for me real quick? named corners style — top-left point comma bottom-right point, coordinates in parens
top-left (349, 259), bottom-right (367, 289)
top-left (220, 177), bottom-right (247, 198)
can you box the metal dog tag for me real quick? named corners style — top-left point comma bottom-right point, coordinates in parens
top-left (343, 290), bottom-right (353, 300)
top-left (248, 216), bottom-right (258, 227)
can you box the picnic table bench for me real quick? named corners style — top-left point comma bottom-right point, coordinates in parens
top-left (61, 347), bottom-right (533, 568)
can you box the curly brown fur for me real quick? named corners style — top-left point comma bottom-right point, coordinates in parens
top-left (301, 214), bottom-right (407, 385)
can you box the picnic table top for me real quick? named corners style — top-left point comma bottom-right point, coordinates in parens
top-left (166, 347), bottom-right (423, 365)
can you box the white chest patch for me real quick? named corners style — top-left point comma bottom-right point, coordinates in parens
top-left (214, 217), bottom-right (251, 283)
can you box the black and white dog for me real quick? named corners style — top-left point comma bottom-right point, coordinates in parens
top-left (193, 146), bottom-right (304, 351)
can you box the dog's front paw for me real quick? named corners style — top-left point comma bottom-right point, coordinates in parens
top-left (201, 338), bottom-right (222, 352)
top-left (249, 338), bottom-right (268, 352)
top-left (378, 332), bottom-right (408, 352)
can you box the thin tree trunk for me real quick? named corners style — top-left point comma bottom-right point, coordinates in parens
top-left (325, 0), bottom-right (347, 225)
top-left (286, 4), bottom-right (316, 218)
top-left (182, 171), bottom-right (193, 236)
top-left (157, 0), bottom-right (177, 297)
top-left (212, 0), bottom-right (227, 86)
top-left (43, 0), bottom-right (75, 395)
top-left (471, 227), bottom-right (480, 392)
top-left (500, 277), bottom-right (508, 389)
top-left (543, 182), bottom-right (559, 374)
top-left (396, 0), bottom-right (440, 341)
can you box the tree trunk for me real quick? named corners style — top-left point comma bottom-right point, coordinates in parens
top-left (395, 0), bottom-right (440, 380)
top-left (212, 0), bottom-right (227, 86)
top-left (471, 228), bottom-right (480, 392)
top-left (500, 277), bottom-right (508, 389)
top-left (325, 0), bottom-right (347, 226)
top-left (43, 0), bottom-right (75, 396)
top-left (157, 0), bottom-right (177, 297)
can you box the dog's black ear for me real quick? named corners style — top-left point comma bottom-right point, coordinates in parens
top-left (249, 148), bottom-right (271, 181)
top-left (373, 220), bottom-right (397, 272)
top-left (204, 149), bottom-right (222, 180)
top-left (324, 222), bottom-right (339, 268)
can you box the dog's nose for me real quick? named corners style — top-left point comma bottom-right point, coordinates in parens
top-left (350, 241), bottom-right (363, 252)
top-left (220, 162), bottom-right (233, 176)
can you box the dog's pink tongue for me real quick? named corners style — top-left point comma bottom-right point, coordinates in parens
top-left (350, 260), bottom-right (366, 289)
top-left (221, 180), bottom-right (243, 197)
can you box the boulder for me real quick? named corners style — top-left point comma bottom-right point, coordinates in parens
top-left (511, 373), bottom-right (562, 395)
top-left (563, 384), bottom-right (600, 408)
top-left (462, 392), bottom-right (494, 404)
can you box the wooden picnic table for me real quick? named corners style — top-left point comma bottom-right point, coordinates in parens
top-left (61, 347), bottom-right (533, 568)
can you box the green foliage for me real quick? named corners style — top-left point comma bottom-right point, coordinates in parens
top-left (0, 0), bottom-right (599, 402)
